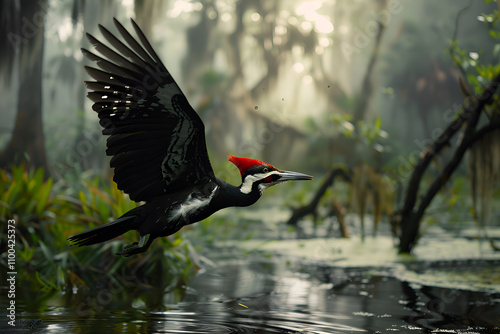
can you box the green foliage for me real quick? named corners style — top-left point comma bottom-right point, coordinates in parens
top-left (0, 163), bottom-right (54, 222)
top-left (200, 69), bottom-right (228, 93)
top-left (330, 113), bottom-right (389, 152)
top-left (357, 116), bottom-right (383, 145)
top-left (331, 113), bottom-right (355, 138)
top-left (0, 164), bottom-right (196, 304)
top-left (443, 0), bottom-right (500, 244)
top-left (449, 2), bottom-right (500, 97)
top-left (74, 177), bottom-right (138, 232)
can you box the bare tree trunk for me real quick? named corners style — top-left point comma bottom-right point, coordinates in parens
top-left (352, 21), bottom-right (385, 122)
top-left (0, 0), bottom-right (48, 171)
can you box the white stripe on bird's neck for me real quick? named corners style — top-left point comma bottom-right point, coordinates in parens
top-left (239, 171), bottom-right (279, 194)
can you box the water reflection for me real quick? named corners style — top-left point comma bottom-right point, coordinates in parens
top-left (3, 258), bottom-right (500, 333)
top-left (149, 260), bottom-right (499, 333)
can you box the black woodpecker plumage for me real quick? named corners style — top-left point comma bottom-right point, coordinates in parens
top-left (67, 19), bottom-right (313, 256)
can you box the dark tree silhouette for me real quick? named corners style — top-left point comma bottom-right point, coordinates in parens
top-left (0, 0), bottom-right (49, 171)
top-left (398, 72), bottom-right (500, 253)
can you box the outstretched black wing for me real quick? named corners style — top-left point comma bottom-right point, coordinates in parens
top-left (82, 18), bottom-right (214, 202)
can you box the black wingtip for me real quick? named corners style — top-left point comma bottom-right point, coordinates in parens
top-left (98, 23), bottom-right (113, 39)
top-left (130, 17), bottom-right (140, 30)
top-left (113, 17), bottom-right (126, 31)
top-left (80, 47), bottom-right (92, 58)
top-left (85, 32), bottom-right (99, 45)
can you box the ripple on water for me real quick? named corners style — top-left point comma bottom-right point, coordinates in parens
top-left (148, 308), bottom-right (366, 333)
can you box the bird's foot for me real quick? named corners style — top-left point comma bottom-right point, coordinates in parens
top-left (116, 234), bottom-right (152, 257)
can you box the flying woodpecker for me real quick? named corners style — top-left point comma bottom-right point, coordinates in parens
top-left (68, 19), bottom-right (313, 256)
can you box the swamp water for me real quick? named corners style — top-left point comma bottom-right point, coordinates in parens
top-left (2, 226), bottom-right (500, 333)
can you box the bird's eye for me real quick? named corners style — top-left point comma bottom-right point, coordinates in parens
top-left (263, 167), bottom-right (269, 173)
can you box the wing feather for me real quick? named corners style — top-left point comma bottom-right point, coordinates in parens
top-left (83, 18), bottom-right (214, 202)
top-left (112, 18), bottom-right (160, 69)
top-left (130, 19), bottom-right (165, 66)
top-left (97, 24), bottom-right (152, 71)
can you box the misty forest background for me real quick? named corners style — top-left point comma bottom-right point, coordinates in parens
top-left (0, 0), bottom-right (499, 294)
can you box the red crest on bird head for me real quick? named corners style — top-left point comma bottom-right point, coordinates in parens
top-left (228, 155), bottom-right (275, 176)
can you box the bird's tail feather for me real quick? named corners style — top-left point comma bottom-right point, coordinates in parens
top-left (68, 215), bottom-right (136, 247)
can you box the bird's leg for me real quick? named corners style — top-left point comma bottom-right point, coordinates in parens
top-left (116, 234), bottom-right (152, 257)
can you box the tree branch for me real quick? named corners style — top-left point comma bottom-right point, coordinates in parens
top-left (286, 168), bottom-right (351, 226)
top-left (399, 72), bottom-right (500, 253)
